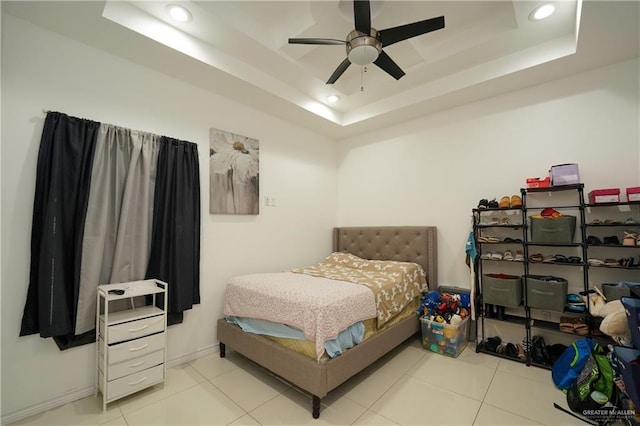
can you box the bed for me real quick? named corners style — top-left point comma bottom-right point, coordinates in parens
top-left (217, 226), bottom-right (437, 418)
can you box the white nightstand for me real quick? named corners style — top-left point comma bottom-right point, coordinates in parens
top-left (95, 279), bottom-right (167, 411)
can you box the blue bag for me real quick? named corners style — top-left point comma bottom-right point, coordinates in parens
top-left (552, 338), bottom-right (596, 391)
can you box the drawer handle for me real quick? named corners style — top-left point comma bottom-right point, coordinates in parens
top-left (129, 344), bottom-right (148, 352)
top-left (129, 360), bottom-right (147, 368)
top-left (128, 324), bottom-right (149, 333)
top-left (128, 377), bottom-right (147, 386)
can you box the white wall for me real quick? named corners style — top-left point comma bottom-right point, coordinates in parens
top-left (0, 15), bottom-right (337, 421)
top-left (3, 7), bottom-right (640, 423)
top-left (337, 58), bottom-right (640, 289)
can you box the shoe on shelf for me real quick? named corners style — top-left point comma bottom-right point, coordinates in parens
top-left (499, 196), bottom-right (511, 209)
top-left (478, 199), bottom-right (489, 209)
top-left (483, 336), bottom-right (501, 352)
top-left (503, 250), bottom-right (514, 261)
top-left (487, 198), bottom-right (499, 209)
top-left (510, 195), bottom-right (522, 208)
top-left (603, 235), bottom-right (621, 245)
top-left (531, 335), bottom-right (551, 365)
top-left (514, 251), bottom-right (524, 262)
top-left (623, 231), bottom-right (638, 246)
top-left (587, 235), bottom-right (602, 245)
top-left (490, 252), bottom-right (503, 260)
top-left (529, 253), bottom-right (544, 262)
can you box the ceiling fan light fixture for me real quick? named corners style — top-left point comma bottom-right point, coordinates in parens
top-left (167, 4), bottom-right (192, 22)
top-left (348, 45), bottom-right (379, 65)
top-left (326, 95), bottom-right (340, 103)
top-left (529, 3), bottom-right (555, 21)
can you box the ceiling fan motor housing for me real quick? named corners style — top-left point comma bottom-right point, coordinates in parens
top-left (346, 29), bottom-right (382, 65)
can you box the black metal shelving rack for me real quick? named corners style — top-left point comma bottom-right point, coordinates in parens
top-left (521, 184), bottom-right (590, 367)
top-left (473, 203), bottom-right (527, 365)
top-left (474, 186), bottom-right (638, 368)
top-left (473, 184), bottom-right (625, 368)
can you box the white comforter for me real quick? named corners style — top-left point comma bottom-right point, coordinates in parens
top-left (223, 272), bottom-right (377, 359)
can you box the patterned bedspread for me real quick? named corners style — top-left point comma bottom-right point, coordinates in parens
top-left (223, 253), bottom-right (426, 360)
top-left (223, 271), bottom-right (376, 359)
top-left (290, 252), bottom-right (426, 327)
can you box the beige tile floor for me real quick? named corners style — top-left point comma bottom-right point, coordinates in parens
top-left (10, 337), bottom-right (589, 426)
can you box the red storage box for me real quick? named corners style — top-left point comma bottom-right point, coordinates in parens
top-left (627, 186), bottom-right (640, 202)
top-left (588, 188), bottom-right (620, 204)
top-left (526, 177), bottom-right (550, 188)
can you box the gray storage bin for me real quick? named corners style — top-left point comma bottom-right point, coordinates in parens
top-left (529, 216), bottom-right (576, 243)
top-left (482, 274), bottom-right (522, 308)
top-left (526, 275), bottom-right (568, 312)
top-left (602, 282), bottom-right (640, 301)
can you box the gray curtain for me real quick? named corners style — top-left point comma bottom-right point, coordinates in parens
top-left (75, 125), bottom-right (160, 335)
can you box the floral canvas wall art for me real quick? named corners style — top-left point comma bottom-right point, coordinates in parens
top-left (209, 128), bottom-right (259, 214)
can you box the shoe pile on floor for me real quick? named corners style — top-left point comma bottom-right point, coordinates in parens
top-left (480, 335), bottom-right (568, 366)
top-left (479, 336), bottom-right (526, 361)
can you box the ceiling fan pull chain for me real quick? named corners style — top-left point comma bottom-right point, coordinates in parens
top-left (361, 66), bottom-right (367, 92)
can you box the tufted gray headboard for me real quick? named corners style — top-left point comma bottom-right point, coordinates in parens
top-left (332, 226), bottom-right (438, 288)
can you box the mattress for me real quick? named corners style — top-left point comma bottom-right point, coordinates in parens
top-left (264, 297), bottom-right (420, 360)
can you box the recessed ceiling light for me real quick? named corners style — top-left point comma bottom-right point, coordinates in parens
top-left (327, 95), bottom-right (340, 103)
top-left (167, 4), bottom-right (192, 22)
top-left (530, 3), bottom-right (555, 21)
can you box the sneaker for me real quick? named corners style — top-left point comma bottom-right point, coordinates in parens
top-left (478, 199), bottom-right (489, 209)
top-left (487, 198), bottom-right (499, 209)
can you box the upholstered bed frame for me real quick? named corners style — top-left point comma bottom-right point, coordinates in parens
top-left (217, 226), bottom-right (437, 418)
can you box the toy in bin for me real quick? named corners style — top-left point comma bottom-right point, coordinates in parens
top-left (417, 290), bottom-right (471, 357)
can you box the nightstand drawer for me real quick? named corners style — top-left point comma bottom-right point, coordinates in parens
top-left (103, 364), bottom-right (164, 401)
top-left (101, 349), bottom-right (164, 380)
top-left (108, 333), bottom-right (164, 364)
top-left (102, 314), bottom-right (165, 344)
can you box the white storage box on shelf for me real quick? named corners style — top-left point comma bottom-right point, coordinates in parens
top-left (95, 279), bottom-right (167, 411)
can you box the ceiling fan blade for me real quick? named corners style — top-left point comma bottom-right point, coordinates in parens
top-left (379, 16), bottom-right (445, 47)
top-left (288, 38), bottom-right (346, 45)
top-left (327, 58), bottom-right (351, 84)
top-left (353, 0), bottom-right (371, 34)
top-left (373, 51), bottom-right (405, 80)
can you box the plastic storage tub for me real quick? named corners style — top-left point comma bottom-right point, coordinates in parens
top-left (482, 274), bottom-right (522, 308)
top-left (420, 316), bottom-right (469, 358)
top-left (525, 275), bottom-right (568, 312)
top-left (550, 163), bottom-right (580, 186)
top-left (529, 216), bottom-right (576, 244)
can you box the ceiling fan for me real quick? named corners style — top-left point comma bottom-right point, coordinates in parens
top-left (288, 0), bottom-right (445, 84)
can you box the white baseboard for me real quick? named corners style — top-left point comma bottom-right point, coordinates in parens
top-left (166, 344), bottom-right (217, 368)
top-left (1, 344), bottom-right (220, 424)
top-left (1, 386), bottom-right (96, 425)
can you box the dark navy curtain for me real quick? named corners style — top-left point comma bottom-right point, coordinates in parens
top-left (20, 112), bottom-right (100, 342)
top-left (146, 137), bottom-right (201, 326)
